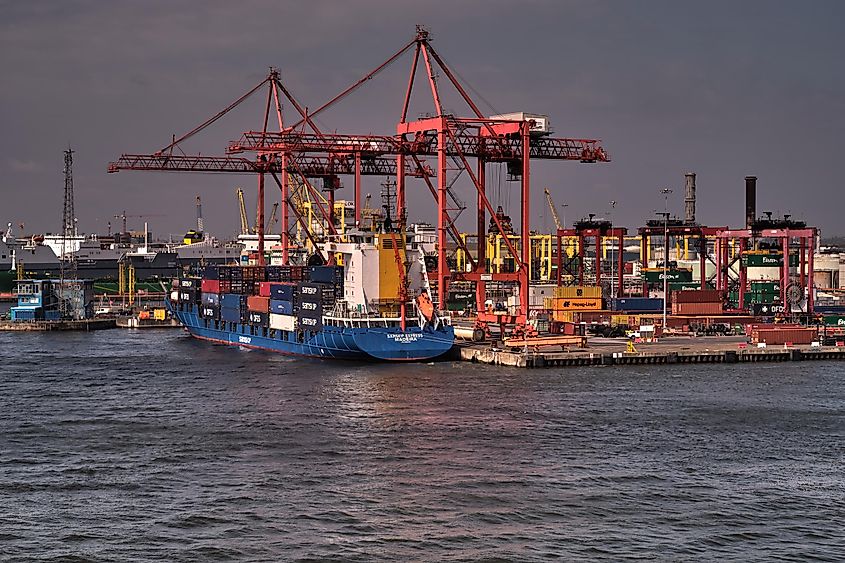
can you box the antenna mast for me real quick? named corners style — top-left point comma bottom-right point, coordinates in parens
top-left (60, 147), bottom-right (78, 318)
top-left (60, 148), bottom-right (77, 276)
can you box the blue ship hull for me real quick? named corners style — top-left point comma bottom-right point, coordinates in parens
top-left (171, 303), bottom-right (454, 362)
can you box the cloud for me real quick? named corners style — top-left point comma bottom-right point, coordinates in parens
top-left (7, 158), bottom-right (38, 173)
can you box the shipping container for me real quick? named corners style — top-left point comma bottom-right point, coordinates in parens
top-left (178, 288), bottom-right (198, 303)
top-left (546, 297), bottom-right (603, 310)
top-left (44, 310), bottom-right (62, 321)
top-left (220, 307), bottom-right (243, 323)
top-left (11, 306), bottom-right (43, 321)
top-left (821, 315), bottom-right (845, 327)
top-left (609, 297), bottom-right (664, 312)
top-left (750, 281), bottom-right (780, 293)
top-left (297, 315), bottom-right (322, 330)
top-left (201, 292), bottom-right (220, 306)
top-left (247, 295), bottom-right (270, 313)
top-left (202, 265), bottom-right (219, 280)
top-left (742, 252), bottom-right (801, 268)
top-left (751, 303), bottom-right (786, 316)
top-left (201, 279), bottom-right (220, 294)
top-left (309, 265), bottom-right (344, 284)
top-left (270, 299), bottom-right (294, 315)
top-left (201, 303), bottom-right (220, 320)
top-left (752, 327), bottom-right (817, 345)
top-left (247, 311), bottom-right (269, 327)
top-left (170, 290), bottom-right (180, 302)
top-left (553, 285), bottom-right (602, 299)
top-left (220, 293), bottom-right (246, 310)
top-left (269, 282), bottom-right (296, 301)
top-left (668, 282), bottom-right (705, 292)
top-left (269, 313), bottom-right (297, 331)
top-left (672, 289), bottom-right (724, 304)
top-left (257, 281), bottom-right (272, 298)
top-left (642, 269), bottom-right (693, 283)
top-left (671, 302), bottom-right (723, 315)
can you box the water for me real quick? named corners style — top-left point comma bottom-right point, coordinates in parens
top-left (1, 330), bottom-right (843, 562)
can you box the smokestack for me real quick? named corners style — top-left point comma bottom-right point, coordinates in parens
top-left (745, 176), bottom-right (757, 228)
top-left (684, 172), bottom-right (696, 225)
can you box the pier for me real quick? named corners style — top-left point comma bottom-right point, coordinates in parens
top-left (0, 318), bottom-right (116, 332)
top-left (454, 336), bottom-right (845, 368)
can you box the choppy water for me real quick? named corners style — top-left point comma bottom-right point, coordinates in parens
top-left (0, 329), bottom-right (843, 561)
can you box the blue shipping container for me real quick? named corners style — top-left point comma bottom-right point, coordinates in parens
top-left (270, 299), bottom-right (294, 315)
top-left (220, 307), bottom-right (243, 323)
top-left (220, 293), bottom-right (245, 309)
top-left (44, 310), bottom-right (62, 321)
top-left (609, 297), bottom-right (664, 312)
top-left (202, 292), bottom-right (220, 306)
top-left (309, 265), bottom-right (343, 284)
top-left (11, 307), bottom-right (42, 321)
top-left (202, 265), bottom-right (219, 280)
top-left (269, 283), bottom-right (296, 301)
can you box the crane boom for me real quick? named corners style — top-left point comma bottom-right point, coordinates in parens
top-left (237, 188), bottom-right (249, 235)
top-left (544, 188), bottom-right (562, 230)
top-left (266, 202), bottom-right (279, 235)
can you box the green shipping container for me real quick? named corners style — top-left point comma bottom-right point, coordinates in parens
top-left (743, 253), bottom-right (800, 267)
top-left (822, 315), bottom-right (845, 327)
top-left (669, 281), bottom-right (705, 291)
top-left (643, 269), bottom-right (693, 283)
top-left (750, 281), bottom-right (780, 293)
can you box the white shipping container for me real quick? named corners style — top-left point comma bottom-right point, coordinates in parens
top-left (269, 313), bottom-right (297, 332)
top-left (170, 290), bottom-right (180, 302)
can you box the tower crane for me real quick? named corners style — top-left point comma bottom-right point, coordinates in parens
top-left (113, 211), bottom-right (164, 234)
top-left (236, 188), bottom-right (250, 235)
top-left (544, 188), bottom-right (563, 231)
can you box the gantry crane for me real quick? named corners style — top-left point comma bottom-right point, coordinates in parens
top-left (108, 28), bottom-right (609, 327)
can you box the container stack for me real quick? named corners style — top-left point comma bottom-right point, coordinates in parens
top-left (175, 264), bottom-right (345, 334)
top-left (671, 289), bottom-right (724, 316)
top-left (544, 286), bottom-right (602, 323)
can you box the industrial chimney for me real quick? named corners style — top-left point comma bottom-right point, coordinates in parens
top-left (745, 176), bottom-right (757, 228)
top-left (684, 172), bottom-right (696, 225)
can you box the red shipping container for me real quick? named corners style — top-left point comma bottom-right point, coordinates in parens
top-left (201, 279), bottom-right (220, 293)
top-left (672, 302), bottom-right (723, 316)
top-left (673, 289), bottom-right (724, 304)
top-left (258, 281), bottom-right (272, 297)
top-left (752, 327), bottom-right (817, 345)
top-left (247, 295), bottom-right (270, 313)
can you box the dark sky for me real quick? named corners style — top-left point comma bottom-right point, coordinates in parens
top-left (2, 0), bottom-right (843, 240)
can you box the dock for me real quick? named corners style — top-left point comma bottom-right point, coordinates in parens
top-left (0, 318), bottom-right (117, 331)
top-left (454, 336), bottom-right (845, 368)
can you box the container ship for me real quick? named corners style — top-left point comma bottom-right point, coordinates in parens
top-left (168, 231), bottom-right (455, 362)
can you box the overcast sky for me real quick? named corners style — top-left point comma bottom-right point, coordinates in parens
top-left (2, 0), bottom-right (843, 240)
